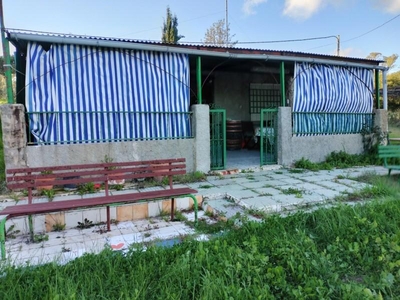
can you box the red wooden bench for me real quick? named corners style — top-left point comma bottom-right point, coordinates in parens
top-left (0, 158), bottom-right (198, 260)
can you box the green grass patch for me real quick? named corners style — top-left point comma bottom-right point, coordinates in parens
top-left (3, 199), bottom-right (400, 298)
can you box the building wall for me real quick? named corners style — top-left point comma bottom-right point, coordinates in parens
top-left (0, 104), bottom-right (211, 174)
top-left (278, 107), bottom-right (388, 166)
top-left (213, 71), bottom-right (276, 121)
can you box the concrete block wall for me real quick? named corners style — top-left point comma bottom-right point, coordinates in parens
top-left (278, 107), bottom-right (386, 166)
top-left (0, 104), bottom-right (211, 173)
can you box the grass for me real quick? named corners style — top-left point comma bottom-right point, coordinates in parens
top-left (2, 195), bottom-right (400, 298)
top-left (0, 176), bottom-right (399, 298)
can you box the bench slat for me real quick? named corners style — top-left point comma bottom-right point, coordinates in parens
top-left (0, 188), bottom-right (197, 218)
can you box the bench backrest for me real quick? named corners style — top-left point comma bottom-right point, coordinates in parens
top-left (378, 145), bottom-right (400, 168)
top-left (7, 158), bottom-right (187, 192)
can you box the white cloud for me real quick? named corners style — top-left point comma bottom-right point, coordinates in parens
top-left (242, 0), bottom-right (268, 16)
top-left (371, 0), bottom-right (400, 13)
top-left (283, 0), bottom-right (324, 20)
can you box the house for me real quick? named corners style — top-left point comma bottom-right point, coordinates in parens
top-left (1, 30), bottom-right (388, 173)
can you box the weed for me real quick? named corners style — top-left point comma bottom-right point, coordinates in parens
top-left (32, 233), bottom-right (49, 243)
top-left (41, 189), bottom-right (55, 201)
top-left (112, 184), bottom-right (124, 191)
top-left (336, 175), bottom-right (346, 179)
top-left (173, 210), bottom-right (187, 222)
top-left (240, 169), bottom-right (254, 174)
top-left (77, 218), bottom-right (94, 229)
top-left (5, 225), bottom-right (20, 239)
top-left (198, 184), bottom-right (213, 189)
top-left (9, 193), bottom-right (21, 203)
top-left (77, 182), bottom-right (97, 195)
top-left (110, 219), bottom-right (119, 225)
top-left (52, 222), bottom-right (66, 232)
top-left (274, 171), bottom-right (283, 174)
top-left (144, 232), bottom-right (151, 238)
top-left (61, 246), bottom-right (71, 252)
top-left (204, 209), bottom-right (214, 218)
top-left (281, 187), bottom-right (304, 198)
top-left (289, 169), bottom-right (305, 174)
top-left (158, 209), bottom-right (170, 218)
top-left (246, 175), bottom-right (256, 180)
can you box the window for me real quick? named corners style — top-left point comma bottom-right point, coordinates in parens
top-left (249, 83), bottom-right (281, 114)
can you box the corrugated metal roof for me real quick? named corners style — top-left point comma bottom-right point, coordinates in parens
top-left (7, 29), bottom-right (383, 65)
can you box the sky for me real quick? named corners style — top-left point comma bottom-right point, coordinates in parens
top-left (3, 0), bottom-right (400, 71)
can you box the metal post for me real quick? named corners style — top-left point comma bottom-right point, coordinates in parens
top-left (196, 56), bottom-right (202, 104)
top-left (280, 61), bottom-right (286, 107)
top-left (375, 69), bottom-right (380, 109)
top-left (336, 35), bottom-right (340, 56)
top-left (382, 69), bottom-right (388, 110)
top-left (0, 0), bottom-right (14, 104)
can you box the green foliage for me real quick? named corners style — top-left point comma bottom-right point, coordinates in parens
top-left (41, 189), bottom-right (55, 201)
top-left (77, 182), bottom-right (97, 195)
top-left (77, 218), bottom-right (94, 229)
top-left (32, 233), bottom-right (48, 243)
top-left (52, 222), bottom-right (66, 232)
top-left (161, 6), bottom-right (183, 44)
top-left (161, 171), bottom-right (206, 185)
top-left (281, 187), bottom-right (304, 198)
top-left (4, 199), bottom-right (400, 298)
top-left (5, 225), bottom-right (20, 240)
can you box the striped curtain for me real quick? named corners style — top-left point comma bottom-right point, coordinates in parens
top-left (25, 42), bottom-right (191, 144)
top-left (293, 63), bottom-right (374, 135)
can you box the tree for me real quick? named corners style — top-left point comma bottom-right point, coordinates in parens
top-left (203, 19), bottom-right (237, 47)
top-left (366, 52), bottom-right (398, 70)
top-left (161, 7), bottom-right (183, 44)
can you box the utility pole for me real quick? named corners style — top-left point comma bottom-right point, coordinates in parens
top-left (0, 0), bottom-right (13, 103)
top-left (225, 0), bottom-right (228, 47)
top-left (336, 35), bottom-right (340, 56)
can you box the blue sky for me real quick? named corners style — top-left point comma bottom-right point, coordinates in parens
top-left (4, 0), bottom-right (400, 70)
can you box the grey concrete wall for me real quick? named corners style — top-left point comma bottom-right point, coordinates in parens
top-left (213, 72), bottom-right (274, 121)
top-left (26, 139), bottom-right (196, 171)
top-left (1, 104), bottom-right (199, 173)
top-left (374, 109), bottom-right (388, 133)
top-left (278, 107), bottom-right (364, 166)
top-left (0, 104), bottom-right (27, 170)
top-left (192, 105), bottom-right (210, 173)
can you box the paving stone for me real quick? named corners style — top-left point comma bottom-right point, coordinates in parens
top-left (254, 187), bottom-right (282, 196)
top-left (263, 180), bottom-right (293, 187)
top-left (226, 189), bottom-right (259, 200)
top-left (317, 181), bottom-right (353, 193)
top-left (238, 181), bottom-right (270, 189)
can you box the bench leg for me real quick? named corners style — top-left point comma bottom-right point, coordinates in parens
top-left (28, 215), bottom-right (34, 242)
top-left (0, 216), bottom-right (7, 260)
top-left (389, 169), bottom-right (392, 176)
top-left (106, 206), bottom-right (111, 231)
top-left (170, 198), bottom-right (175, 221)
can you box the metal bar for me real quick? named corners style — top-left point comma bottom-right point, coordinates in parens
top-left (375, 70), bottom-right (380, 109)
top-left (260, 110), bottom-right (264, 166)
top-left (280, 61), bottom-right (285, 107)
top-left (382, 69), bottom-right (388, 110)
top-left (197, 56), bottom-right (202, 104)
top-left (106, 206), bottom-right (110, 231)
top-left (0, 216), bottom-right (7, 260)
top-left (171, 198), bottom-right (175, 220)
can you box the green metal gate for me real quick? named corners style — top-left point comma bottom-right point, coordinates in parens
top-left (210, 109), bottom-right (226, 170)
top-left (260, 108), bottom-right (278, 165)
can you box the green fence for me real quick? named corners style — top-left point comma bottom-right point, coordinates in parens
top-left (260, 108), bottom-right (278, 165)
top-left (210, 109), bottom-right (226, 170)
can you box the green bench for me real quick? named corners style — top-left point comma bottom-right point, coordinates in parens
top-left (378, 145), bottom-right (400, 176)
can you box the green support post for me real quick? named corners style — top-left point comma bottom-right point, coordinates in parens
top-left (196, 56), bottom-right (202, 104)
top-left (375, 70), bottom-right (380, 109)
top-left (280, 61), bottom-right (286, 107)
top-left (0, 216), bottom-right (7, 260)
top-left (0, 2), bottom-right (14, 104)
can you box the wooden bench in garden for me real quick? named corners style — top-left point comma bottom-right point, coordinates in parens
top-left (0, 158), bottom-right (198, 260)
top-left (377, 145), bottom-right (400, 176)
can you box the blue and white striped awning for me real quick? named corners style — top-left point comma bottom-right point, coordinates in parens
top-left (293, 63), bottom-right (374, 135)
top-left (25, 42), bottom-right (191, 144)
